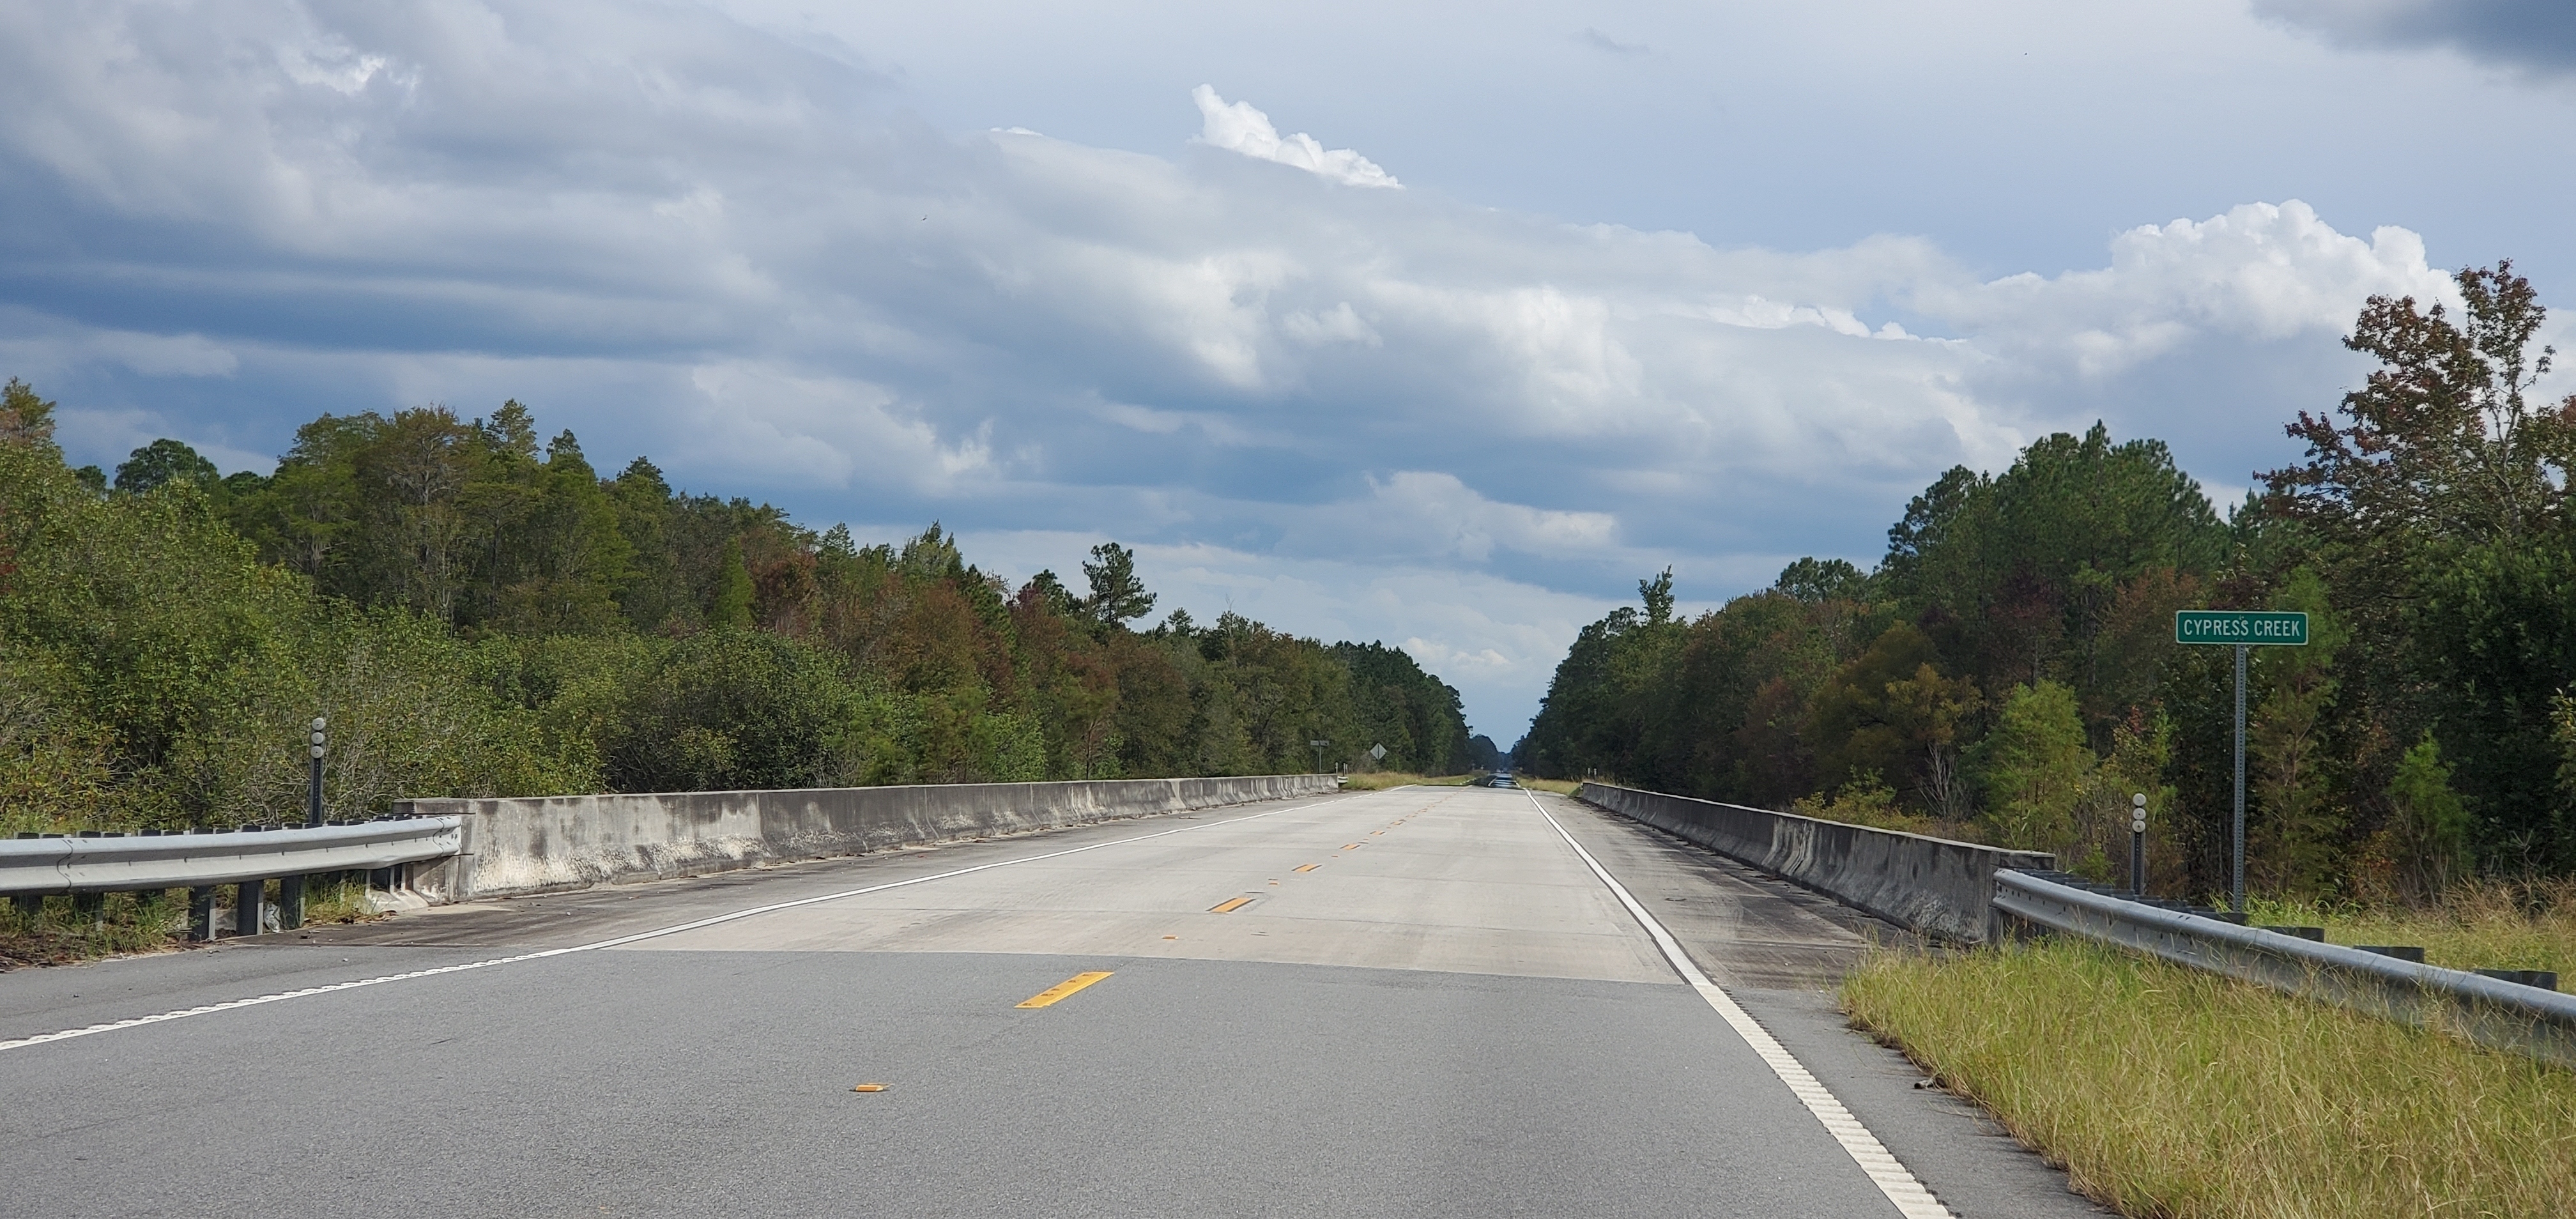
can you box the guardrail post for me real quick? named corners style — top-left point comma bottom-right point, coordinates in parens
top-left (189, 885), bottom-right (216, 941)
top-left (278, 873), bottom-right (305, 931)
top-left (8, 831), bottom-right (39, 919)
top-left (232, 879), bottom-right (264, 937)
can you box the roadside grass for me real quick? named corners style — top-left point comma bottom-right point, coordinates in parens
top-left (1843, 938), bottom-right (2576, 1218)
top-left (0, 890), bottom-right (186, 969)
top-left (302, 875), bottom-right (386, 925)
top-left (0, 874), bottom-right (388, 969)
top-left (1514, 777), bottom-right (1580, 795)
top-left (1338, 772), bottom-right (1479, 791)
top-left (2248, 877), bottom-right (2576, 978)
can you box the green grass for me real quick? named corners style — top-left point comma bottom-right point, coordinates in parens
top-left (300, 875), bottom-right (385, 926)
top-left (2248, 878), bottom-right (2576, 977)
top-left (0, 874), bottom-right (388, 969)
top-left (1844, 938), bottom-right (2576, 1218)
top-left (1, 890), bottom-right (185, 968)
top-left (1514, 776), bottom-right (1579, 795)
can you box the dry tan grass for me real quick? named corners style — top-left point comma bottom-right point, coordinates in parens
top-left (1514, 776), bottom-right (1580, 795)
top-left (2251, 877), bottom-right (2576, 977)
top-left (1844, 939), bottom-right (2576, 1218)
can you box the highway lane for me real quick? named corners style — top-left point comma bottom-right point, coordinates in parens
top-left (0, 785), bottom-right (2099, 1217)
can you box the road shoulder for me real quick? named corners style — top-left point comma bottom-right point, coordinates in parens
top-left (1542, 793), bottom-right (2112, 1218)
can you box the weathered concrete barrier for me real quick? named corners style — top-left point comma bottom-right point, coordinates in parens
top-left (1575, 781), bottom-right (2051, 943)
top-left (396, 774), bottom-right (1340, 903)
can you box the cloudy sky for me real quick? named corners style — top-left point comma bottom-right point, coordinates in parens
top-left (4, 1), bottom-right (2572, 742)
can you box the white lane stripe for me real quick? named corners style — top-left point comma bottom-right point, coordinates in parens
top-left (1524, 789), bottom-right (1955, 1219)
top-left (0, 795), bottom-right (1342, 1053)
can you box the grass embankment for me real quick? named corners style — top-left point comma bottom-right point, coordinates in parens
top-left (1845, 939), bottom-right (2576, 1218)
top-left (2249, 877), bottom-right (2576, 977)
top-left (1338, 771), bottom-right (1480, 791)
top-left (1514, 776), bottom-right (1579, 795)
top-left (1, 891), bottom-right (183, 969)
top-left (0, 875), bottom-right (383, 970)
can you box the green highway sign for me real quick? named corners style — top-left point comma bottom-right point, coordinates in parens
top-left (2175, 610), bottom-right (2309, 647)
top-left (2178, 609), bottom-right (2311, 914)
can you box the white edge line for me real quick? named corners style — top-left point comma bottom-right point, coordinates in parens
top-left (1522, 788), bottom-right (1956, 1219)
top-left (0, 794), bottom-right (1340, 1053)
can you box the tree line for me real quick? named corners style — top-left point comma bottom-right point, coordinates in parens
top-left (1519, 262), bottom-right (2576, 900)
top-left (0, 394), bottom-right (1488, 832)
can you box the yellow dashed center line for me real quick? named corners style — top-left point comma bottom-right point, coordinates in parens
top-left (1342, 843), bottom-right (1361, 850)
top-left (1294, 864), bottom-right (1319, 873)
top-left (1210, 896), bottom-right (1254, 914)
top-left (1016, 970), bottom-right (1115, 1009)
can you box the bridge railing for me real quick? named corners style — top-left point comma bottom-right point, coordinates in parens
top-left (1, 817), bottom-right (461, 939)
top-left (6, 773), bottom-right (1350, 939)
top-left (397, 773), bottom-right (1344, 903)
top-left (1575, 781), bottom-right (2052, 943)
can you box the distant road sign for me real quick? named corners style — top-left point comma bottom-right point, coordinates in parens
top-left (2177, 609), bottom-right (2307, 916)
top-left (2175, 610), bottom-right (2308, 647)
top-left (1369, 744), bottom-right (1387, 761)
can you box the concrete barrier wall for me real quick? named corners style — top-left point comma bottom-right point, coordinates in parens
top-left (395, 774), bottom-right (1340, 903)
top-left (1576, 781), bottom-right (2053, 944)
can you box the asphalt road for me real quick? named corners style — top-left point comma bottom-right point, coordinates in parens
top-left (0, 786), bottom-right (2104, 1218)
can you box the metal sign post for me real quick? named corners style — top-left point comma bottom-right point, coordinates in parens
top-left (2232, 641), bottom-right (2245, 913)
top-left (1309, 738), bottom-right (1331, 775)
top-left (2175, 611), bottom-right (2308, 912)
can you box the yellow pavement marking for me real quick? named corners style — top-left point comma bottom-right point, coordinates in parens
top-left (1342, 843), bottom-right (1361, 850)
top-left (1210, 896), bottom-right (1254, 913)
top-left (1015, 971), bottom-right (1116, 1009)
top-left (1294, 864), bottom-right (1319, 872)
top-left (851, 1083), bottom-right (889, 1092)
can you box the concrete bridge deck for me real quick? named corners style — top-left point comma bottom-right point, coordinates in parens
top-left (0, 785), bottom-right (2101, 1218)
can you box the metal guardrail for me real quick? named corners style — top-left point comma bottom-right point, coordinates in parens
top-left (1995, 868), bottom-right (2576, 1069)
top-left (1, 818), bottom-right (463, 895)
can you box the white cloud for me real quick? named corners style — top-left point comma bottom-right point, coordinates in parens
top-left (277, 37), bottom-right (405, 96)
top-left (1281, 302), bottom-right (1380, 347)
top-left (1190, 84), bottom-right (1401, 189)
top-left (1920, 201), bottom-right (2457, 378)
top-left (0, 314), bottom-right (239, 379)
top-left (682, 362), bottom-right (994, 492)
top-left (0, 1), bottom-right (2490, 736)
top-left (1291, 472), bottom-right (1623, 564)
